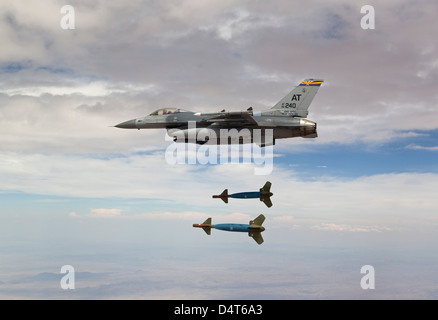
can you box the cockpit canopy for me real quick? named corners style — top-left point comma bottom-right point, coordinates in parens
top-left (148, 108), bottom-right (189, 116)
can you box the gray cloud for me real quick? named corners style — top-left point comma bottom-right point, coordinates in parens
top-left (1, 1), bottom-right (437, 153)
top-left (1, 0), bottom-right (437, 232)
top-left (1, 0), bottom-right (438, 300)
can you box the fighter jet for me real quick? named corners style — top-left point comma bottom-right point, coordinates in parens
top-left (212, 181), bottom-right (273, 208)
top-left (193, 214), bottom-right (266, 245)
top-left (115, 79), bottom-right (323, 147)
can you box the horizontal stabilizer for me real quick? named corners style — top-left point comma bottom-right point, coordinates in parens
top-left (262, 197), bottom-right (273, 208)
top-left (249, 231), bottom-right (264, 245)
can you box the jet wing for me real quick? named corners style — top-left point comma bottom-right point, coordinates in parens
top-left (199, 111), bottom-right (258, 126)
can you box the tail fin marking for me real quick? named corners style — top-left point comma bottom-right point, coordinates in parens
top-left (271, 78), bottom-right (324, 117)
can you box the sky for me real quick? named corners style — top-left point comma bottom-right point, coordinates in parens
top-left (1, 0), bottom-right (438, 300)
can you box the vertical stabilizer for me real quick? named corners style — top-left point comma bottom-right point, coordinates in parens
top-left (271, 79), bottom-right (324, 117)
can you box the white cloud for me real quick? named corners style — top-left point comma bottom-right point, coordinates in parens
top-left (0, 147), bottom-right (437, 233)
top-left (69, 211), bottom-right (79, 218)
top-left (2, 0), bottom-right (438, 302)
top-left (1, 79), bottom-right (157, 97)
top-left (1, 0), bottom-right (437, 152)
top-left (0, 0), bottom-right (437, 234)
top-left (310, 223), bottom-right (392, 233)
top-left (87, 208), bottom-right (123, 218)
top-left (406, 144), bottom-right (438, 151)
top-left (132, 211), bottom-right (251, 222)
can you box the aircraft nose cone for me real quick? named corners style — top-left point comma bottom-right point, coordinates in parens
top-left (261, 227), bottom-right (265, 232)
top-left (115, 119), bottom-right (137, 129)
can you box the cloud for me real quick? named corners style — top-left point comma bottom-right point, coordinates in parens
top-left (69, 211), bottom-right (79, 218)
top-left (67, 205), bottom-right (255, 224)
top-left (133, 211), bottom-right (251, 222)
top-left (1, 146), bottom-right (435, 234)
top-left (1, 0), bottom-right (437, 155)
top-left (87, 208), bottom-right (123, 218)
top-left (272, 215), bottom-right (295, 223)
top-left (405, 144), bottom-right (438, 151)
top-left (0, 0), bottom-right (437, 239)
top-left (310, 223), bottom-right (392, 233)
top-left (2, 0), bottom-right (438, 302)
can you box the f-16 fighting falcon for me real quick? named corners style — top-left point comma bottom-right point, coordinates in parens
top-left (115, 79), bottom-right (323, 147)
top-left (193, 214), bottom-right (266, 245)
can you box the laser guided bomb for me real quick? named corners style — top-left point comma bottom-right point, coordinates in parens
top-left (213, 181), bottom-right (273, 208)
top-left (193, 214), bottom-right (266, 245)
